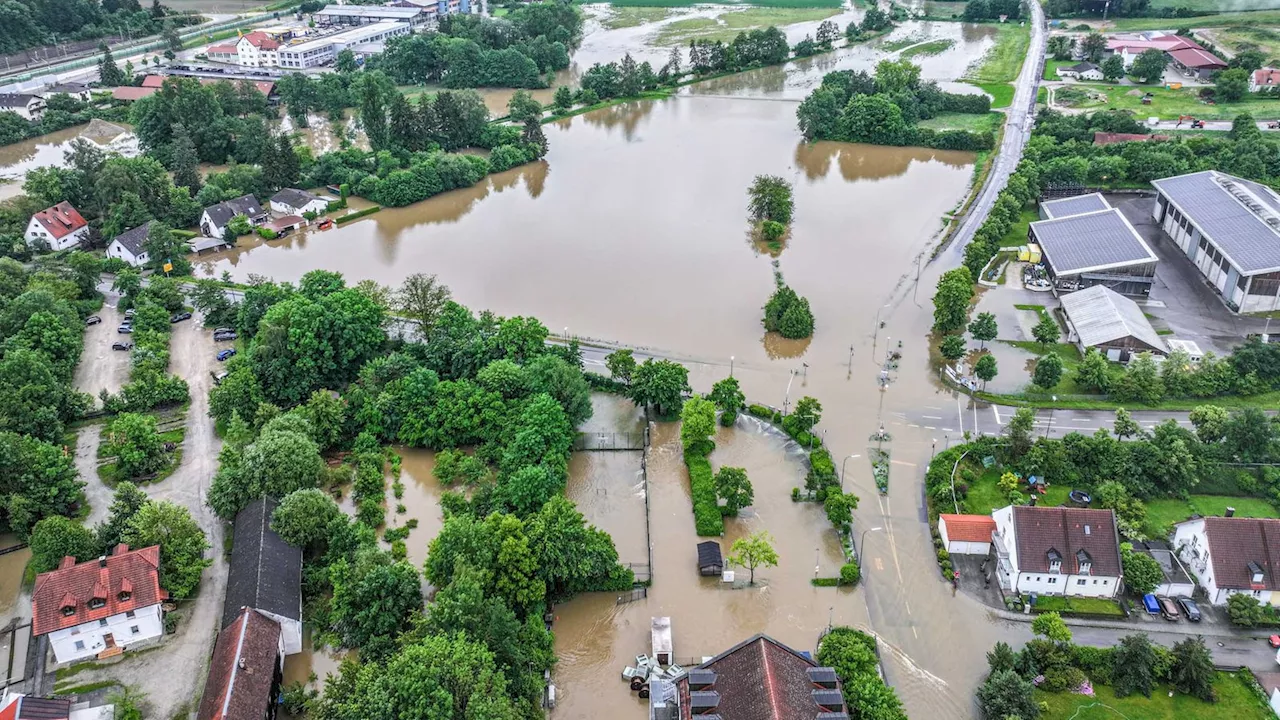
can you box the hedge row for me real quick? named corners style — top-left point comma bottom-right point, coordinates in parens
top-left (686, 449), bottom-right (723, 536)
top-left (584, 371), bottom-right (629, 394)
top-left (335, 206), bottom-right (382, 224)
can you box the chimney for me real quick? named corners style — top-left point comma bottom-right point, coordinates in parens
top-left (1226, 507), bottom-right (1236, 518)
top-left (98, 556), bottom-right (107, 568)
top-left (113, 543), bottom-right (129, 556)
top-left (58, 556), bottom-right (77, 570)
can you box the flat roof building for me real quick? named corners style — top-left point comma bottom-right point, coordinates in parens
top-left (1060, 285), bottom-right (1167, 362)
top-left (1151, 170), bottom-right (1280, 313)
top-left (1029, 197), bottom-right (1158, 296)
top-left (315, 4), bottom-right (432, 27)
top-left (278, 21), bottom-right (411, 69)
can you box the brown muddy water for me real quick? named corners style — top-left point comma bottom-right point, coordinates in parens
top-left (0, 538), bottom-right (30, 626)
top-left (0, 123), bottom-right (137, 200)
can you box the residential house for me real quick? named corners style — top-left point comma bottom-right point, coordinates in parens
top-left (25, 202), bottom-right (89, 251)
top-left (106, 223), bottom-right (152, 268)
top-left (938, 513), bottom-right (996, 555)
top-left (0, 94), bottom-right (44, 121)
top-left (206, 31), bottom-right (281, 68)
top-left (1253, 67), bottom-right (1280, 93)
top-left (653, 633), bottom-right (846, 719)
top-left (200, 194), bottom-right (267, 240)
top-left (0, 690), bottom-right (113, 720)
top-left (110, 87), bottom-right (157, 103)
top-left (32, 544), bottom-right (167, 664)
top-left (197, 608), bottom-right (284, 720)
top-left (1167, 47), bottom-right (1227, 80)
top-left (992, 505), bottom-right (1123, 598)
top-left (40, 83), bottom-right (92, 103)
top-left (224, 498), bottom-right (302, 655)
top-left (1056, 62), bottom-right (1103, 81)
top-left (1060, 285), bottom-right (1168, 362)
top-left (1173, 515), bottom-right (1280, 606)
top-left (269, 188), bottom-right (329, 217)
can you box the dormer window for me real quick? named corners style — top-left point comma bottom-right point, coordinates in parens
top-left (1047, 548), bottom-right (1062, 573)
top-left (117, 591), bottom-right (131, 602)
top-left (87, 598), bottom-right (105, 610)
top-left (59, 592), bottom-right (76, 617)
top-left (1250, 561), bottom-right (1265, 586)
top-left (1077, 549), bottom-right (1093, 576)
top-left (118, 578), bottom-right (132, 603)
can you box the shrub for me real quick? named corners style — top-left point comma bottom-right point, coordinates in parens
top-left (1041, 665), bottom-right (1088, 693)
top-left (686, 453), bottom-right (723, 536)
top-left (760, 220), bottom-right (785, 242)
top-left (257, 227), bottom-right (278, 240)
top-left (1073, 645), bottom-right (1115, 683)
top-left (840, 560), bottom-right (861, 586)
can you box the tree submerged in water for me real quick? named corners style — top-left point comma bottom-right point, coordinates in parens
top-left (763, 282), bottom-right (815, 340)
top-left (747, 174), bottom-right (794, 242)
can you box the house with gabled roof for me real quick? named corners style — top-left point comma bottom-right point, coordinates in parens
top-left (992, 505), bottom-right (1122, 598)
top-left (200, 194), bottom-right (267, 241)
top-left (107, 222), bottom-right (152, 267)
top-left (25, 202), bottom-right (89, 252)
top-left (1173, 514), bottom-right (1280, 606)
top-left (224, 498), bottom-right (302, 655)
top-left (197, 608), bottom-right (283, 720)
top-left (32, 544), bottom-right (167, 664)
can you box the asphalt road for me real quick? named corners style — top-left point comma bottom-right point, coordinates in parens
top-left (72, 298), bottom-right (131, 407)
top-left (892, 402), bottom-right (1200, 441)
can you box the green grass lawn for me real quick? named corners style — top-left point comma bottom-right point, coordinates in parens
top-left (653, 6), bottom-right (840, 44)
top-left (1066, 83), bottom-right (1280, 121)
top-left (1146, 495), bottom-right (1278, 536)
top-left (1212, 26), bottom-right (1280, 60)
top-left (999, 206), bottom-right (1037, 248)
top-left (1043, 59), bottom-right (1074, 81)
top-left (965, 23), bottom-right (1031, 84)
top-left (1031, 595), bottom-right (1125, 616)
top-left (600, 6), bottom-right (672, 29)
top-left (918, 111), bottom-right (1004, 133)
top-left (901, 39), bottom-right (956, 59)
top-left (974, 82), bottom-right (1015, 109)
top-left (1108, 10), bottom-right (1280, 32)
top-left (964, 466), bottom-right (1073, 516)
top-left (1037, 672), bottom-right (1272, 720)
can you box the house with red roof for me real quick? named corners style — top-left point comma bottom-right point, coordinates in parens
top-left (1252, 67), bottom-right (1280, 93)
top-left (197, 608), bottom-right (283, 720)
top-left (1173, 514), bottom-right (1280, 606)
top-left (32, 544), bottom-right (168, 664)
top-left (24, 201), bottom-right (88, 252)
top-left (206, 31), bottom-right (280, 68)
top-left (939, 513), bottom-right (996, 555)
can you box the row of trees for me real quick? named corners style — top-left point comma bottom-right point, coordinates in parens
top-left (0, 0), bottom-right (182, 55)
top-left (796, 59), bottom-right (995, 152)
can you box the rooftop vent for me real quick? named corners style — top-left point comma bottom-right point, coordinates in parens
top-left (812, 689), bottom-right (845, 711)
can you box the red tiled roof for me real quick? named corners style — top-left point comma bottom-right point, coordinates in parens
top-left (240, 31), bottom-right (279, 50)
top-left (940, 514), bottom-right (996, 543)
top-left (1204, 516), bottom-right (1280, 591)
top-left (1255, 68), bottom-right (1280, 88)
top-left (1169, 47), bottom-right (1226, 69)
top-left (205, 44), bottom-right (239, 55)
top-left (198, 609), bottom-right (281, 720)
top-left (1106, 36), bottom-right (1197, 52)
top-left (141, 75), bottom-right (165, 88)
top-left (1012, 506), bottom-right (1122, 577)
top-left (263, 215), bottom-right (304, 233)
top-left (140, 75), bottom-right (275, 97)
top-left (31, 545), bottom-right (164, 636)
top-left (111, 86), bottom-right (157, 102)
top-left (1094, 132), bottom-right (1171, 146)
top-left (677, 634), bottom-right (838, 720)
top-left (31, 201), bottom-right (86, 239)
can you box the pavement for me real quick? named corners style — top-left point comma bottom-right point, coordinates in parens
top-left (72, 300), bottom-right (130, 408)
top-left (74, 425), bottom-right (111, 528)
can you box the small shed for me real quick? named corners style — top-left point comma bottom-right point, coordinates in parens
top-left (696, 541), bottom-right (723, 576)
top-left (938, 513), bottom-right (996, 555)
top-left (651, 617), bottom-right (672, 666)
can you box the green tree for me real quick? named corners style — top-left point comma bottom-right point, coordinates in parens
top-left (1189, 404), bottom-right (1229, 444)
top-left (1120, 542), bottom-right (1164, 595)
top-left (727, 530), bottom-right (779, 584)
top-left (506, 89), bottom-right (542, 123)
top-left (1074, 348), bottom-right (1112, 393)
top-left (1101, 54), bottom-right (1126, 82)
top-left (1032, 352), bottom-right (1063, 390)
top-left (680, 396), bottom-right (717, 454)
top-left (714, 466), bottom-right (753, 515)
top-left (791, 396), bottom-right (822, 434)
top-left (272, 488), bottom-right (342, 548)
top-left (839, 93), bottom-right (910, 146)
top-left (630, 359), bottom-right (689, 418)
top-left (1047, 35), bottom-right (1074, 61)
top-left (762, 284), bottom-right (815, 339)
top-left (940, 334), bottom-right (966, 362)
top-left (433, 449), bottom-right (490, 486)
top-left (605, 348), bottom-right (636, 383)
top-left (986, 641), bottom-right (1016, 674)
top-left (817, 627), bottom-right (880, 682)
top-left (824, 490), bottom-right (857, 531)
top-left (329, 550), bottom-right (422, 654)
top-left (209, 424), bottom-right (324, 519)
top-left (977, 670), bottom-right (1039, 720)
top-left (553, 85), bottom-right (573, 113)
top-left (1031, 313), bottom-right (1059, 347)
top-left (1112, 633), bottom-right (1157, 697)
top-left (1080, 32), bottom-right (1106, 63)
top-left (1215, 67), bottom-right (1250, 103)
top-left (975, 353), bottom-right (998, 390)
top-left (169, 123), bottom-right (201, 194)
top-left (1114, 407), bottom-right (1141, 439)
top-left (747, 175), bottom-right (794, 225)
top-left (1031, 611), bottom-right (1072, 643)
top-left (1228, 593), bottom-right (1269, 627)
top-left (1006, 406), bottom-right (1035, 456)
top-left (94, 481), bottom-right (149, 551)
top-left (393, 273), bottom-right (452, 333)
top-left (123, 500), bottom-right (211, 599)
top-left (1170, 636), bottom-right (1215, 701)
top-left (335, 48), bottom-right (358, 74)
top-left (29, 515), bottom-right (97, 573)
top-left (99, 44), bottom-right (126, 87)
top-left (1115, 354), bottom-right (1165, 405)
top-left (968, 311), bottom-right (997, 349)
top-left (933, 268), bottom-right (974, 332)
top-left (1132, 48), bottom-right (1169, 84)
top-left (708, 375), bottom-right (745, 426)
top-left (104, 412), bottom-right (167, 479)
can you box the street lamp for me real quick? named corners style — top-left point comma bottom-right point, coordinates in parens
top-left (563, 326), bottom-right (569, 342)
top-left (783, 368), bottom-right (798, 416)
top-left (730, 355), bottom-right (735, 377)
top-left (1043, 396), bottom-right (1057, 438)
top-left (858, 526), bottom-right (883, 565)
top-left (840, 453), bottom-right (861, 492)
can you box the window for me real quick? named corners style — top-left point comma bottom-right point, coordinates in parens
top-left (74, 641), bottom-right (85, 651)
top-left (1048, 577), bottom-right (1057, 584)
top-left (88, 598), bottom-right (105, 610)
top-left (1077, 579), bottom-right (1086, 586)
top-left (98, 619), bottom-right (107, 627)
top-left (118, 591), bottom-right (131, 603)
top-left (130, 626), bottom-right (140, 635)
top-left (125, 610), bottom-right (135, 619)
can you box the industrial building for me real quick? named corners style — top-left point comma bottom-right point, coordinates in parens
top-left (277, 21), bottom-right (411, 68)
top-left (315, 4), bottom-right (433, 28)
top-left (1151, 170), bottom-right (1280, 313)
top-left (1060, 285), bottom-right (1168, 362)
top-left (1029, 194), bottom-right (1158, 296)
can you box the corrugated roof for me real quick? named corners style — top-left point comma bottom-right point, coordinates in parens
top-left (1060, 285), bottom-right (1168, 353)
top-left (1040, 193), bottom-right (1110, 220)
top-left (1030, 208), bottom-right (1157, 275)
top-left (1152, 170), bottom-right (1280, 275)
top-left (1168, 46), bottom-right (1226, 69)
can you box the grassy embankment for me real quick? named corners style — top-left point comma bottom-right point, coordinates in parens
top-left (1107, 9), bottom-right (1280, 31)
top-left (653, 7), bottom-right (841, 44)
top-left (1037, 672), bottom-right (1273, 720)
top-left (964, 23), bottom-right (1030, 110)
top-left (599, 6), bottom-right (674, 29)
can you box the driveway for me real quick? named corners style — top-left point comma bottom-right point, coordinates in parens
top-left (73, 299), bottom-right (130, 407)
top-left (63, 314), bottom-right (226, 719)
top-left (75, 425), bottom-right (111, 528)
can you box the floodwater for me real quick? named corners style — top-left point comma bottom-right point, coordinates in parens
top-left (0, 537), bottom-right (31, 627)
top-left (281, 627), bottom-right (352, 691)
top-left (385, 447), bottom-right (447, 571)
top-left (0, 123), bottom-right (137, 201)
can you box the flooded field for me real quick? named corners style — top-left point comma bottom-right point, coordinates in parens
top-left (385, 448), bottom-right (448, 571)
top-left (0, 123), bottom-right (137, 201)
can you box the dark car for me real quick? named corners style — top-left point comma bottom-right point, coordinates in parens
top-left (112, 341), bottom-right (133, 351)
top-left (213, 327), bottom-right (235, 335)
top-left (1158, 596), bottom-right (1180, 621)
top-left (217, 349), bottom-right (236, 361)
top-left (1176, 597), bottom-right (1202, 622)
top-left (85, 315), bottom-right (102, 326)
top-left (213, 331), bottom-right (237, 341)
top-left (170, 312), bottom-right (192, 323)
top-left (117, 325), bottom-right (133, 334)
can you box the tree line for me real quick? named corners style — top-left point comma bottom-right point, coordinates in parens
top-left (796, 59), bottom-right (995, 152)
top-left (0, 0), bottom-right (188, 55)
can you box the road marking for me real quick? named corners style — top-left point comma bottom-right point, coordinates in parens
top-left (924, 426), bottom-right (936, 430)
top-left (890, 460), bottom-right (916, 467)
top-left (908, 423), bottom-right (920, 428)
top-left (875, 558), bottom-right (885, 571)
top-left (922, 415), bottom-right (943, 420)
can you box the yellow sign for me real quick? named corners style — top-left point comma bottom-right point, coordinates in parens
top-left (163, 262), bottom-right (173, 273)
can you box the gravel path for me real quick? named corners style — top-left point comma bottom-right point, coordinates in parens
top-left (73, 297), bottom-right (130, 407)
top-left (75, 425), bottom-right (111, 528)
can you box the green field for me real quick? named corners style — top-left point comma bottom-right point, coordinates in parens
top-left (1066, 83), bottom-right (1280, 121)
top-left (1108, 10), bottom-right (1280, 32)
top-left (964, 466), bottom-right (1073, 516)
top-left (1145, 495), bottom-right (1278, 536)
top-left (1030, 595), bottom-right (1125, 616)
top-left (966, 24), bottom-right (1031, 84)
top-left (652, 6), bottom-right (840, 44)
top-left (600, 6), bottom-right (673, 29)
top-left (1037, 672), bottom-right (1272, 720)
top-left (1043, 59), bottom-right (1074, 81)
top-left (1210, 25), bottom-right (1280, 61)
top-left (998, 207), bottom-right (1037, 248)
top-left (1150, 0), bottom-right (1280, 8)
top-left (901, 39), bottom-right (956, 59)
top-left (974, 82), bottom-right (1014, 108)
top-left (586, 0), bottom-right (843, 7)
top-left (918, 111), bottom-right (1004, 133)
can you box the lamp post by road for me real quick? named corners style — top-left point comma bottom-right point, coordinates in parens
top-left (840, 453), bottom-right (861, 492)
top-left (858, 526), bottom-right (883, 565)
top-left (730, 355), bottom-right (735, 377)
top-left (1043, 396), bottom-right (1057, 438)
top-left (563, 326), bottom-right (569, 342)
top-left (783, 368), bottom-right (798, 416)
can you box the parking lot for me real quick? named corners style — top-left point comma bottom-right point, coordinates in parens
top-left (73, 299), bottom-right (131, 404)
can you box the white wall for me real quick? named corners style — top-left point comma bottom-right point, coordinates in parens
top-left (48, 604), bottom-right (163, 664)
top-left (24, 217), bottom-right (88, 251)
top-left (106, 240), bottom-right (146, 267)
top-left (1016, 572), bottom-right (1119, 598)
top-left (258, 610), bottom-right (302, 656)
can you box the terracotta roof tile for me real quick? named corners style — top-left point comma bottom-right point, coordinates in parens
top-left (32, 545), bottom-right (164, 636)
top-left (940, 514), bottom-right (996, 543)
top-left (31, 202), bottom-right (86, 239)
top-left (1012, 506), bottom-right (1121, 576)
top-left (1168, 47), bottom-right (1226, 69)
top-left (198, 609), bottom-right (282, 720)
top-left (1204, 516), bottom-right (1280, 591)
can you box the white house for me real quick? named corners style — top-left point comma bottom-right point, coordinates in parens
top-left (25, 202), bottom-right (89, 251)
top-left (992, 505), bottom-right (1122, 599)
top-left (106, 223), bottom-right (151, 268)
top-left (40, 82), bottom-right (92, 103)
top-left (224, 498), bottom-right (302, 655)
top-left (1253, 67), bottom-right (1280, 93)
top-left (0, 93), bottom-right (44, 121)
top-left (269, 188), bottom-right (329, 217)
top-left (206, 31), bottom-right (281, 67)
top-left (32, 544), bottom-right (167, 664)
top-left (1173, 514), bottom-right (1280, 606)
top-left (200, 194), bottom-right (267, 241)
top-left (938, 513), bottom-right (996, 555)
top-left (1056, 62), bottom-right (1103, 81)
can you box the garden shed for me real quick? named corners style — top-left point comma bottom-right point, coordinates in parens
top-left (696, 541), bottom-right (723, 576)
top-left (938, 514), bottom-right (996, 555)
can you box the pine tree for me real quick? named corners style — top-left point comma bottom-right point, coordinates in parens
top-left (359, 81), bottom-right (387, 152)
top-left (521, 118), bottom-right (548, 158)
top-left (388, 92), bottom-right (418, 152)
top-left (275, 135), bottom-right (299, 189)
top-left (169, 124), bottom-right (201, 194)
top-left (98, 45), bottom-right (125, 86)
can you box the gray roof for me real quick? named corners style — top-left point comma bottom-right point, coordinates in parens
top-left (1040, 192), bottom-right (1110, 219)
top-left (0, 93), bottom-right (39, 108)
top-left (270, 188), bottom-right (320, 209)
top-left (1066, 62), bottom-right (1099, 72)
top-left (317, 4), bottom-right (424, 17)
top-left (112, 221), bottom-right (152, 257)
top-left (222, 497), bottom-right (302, 630)
top-left (1060, 285), bottom-right (1168, 353)
top-left (1029, 208), bottom-right (1157, 275)
top-left (204, 194), bottom-right (265, 229)
top-left (1152, 170), bottom-right (1280, 275)
top-left (43, 82), bottom-right (89, 94)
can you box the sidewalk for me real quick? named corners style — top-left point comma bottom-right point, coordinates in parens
top-left (986, 604), bottom-right (1273, 640)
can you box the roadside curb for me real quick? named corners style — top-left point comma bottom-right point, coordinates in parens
top-left (987, 605), bottom-right (1272, 639)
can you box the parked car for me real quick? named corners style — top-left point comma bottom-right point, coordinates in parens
top-left (170, 312), bottom-right (192, 323)
top-left (85, 315), bottom-right (102, 326)
top-left (212, 371), bottom-right (229, 385)
top-left (213, 327), bottom-right (235, 335)
top-left (124, 308), bottom-right (135, 318)
top-left (112, 341), bottom-right (133, 351)
top-left (217, 349), bottom-right (236, 361)
top-left (117, 325), bottom-right (133, 334)
top-left (1176, 596), bottom-right (1201, 622)
top-left (213, 331), bottom-right (237, 341)
top-left (1142, 594), bottom-right (1160, 616)
top-left (1158, 596), bottom-right (1180, 621)
top-left (1269, 635), bottom-right (1280, 649)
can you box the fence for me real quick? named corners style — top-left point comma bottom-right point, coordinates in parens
top-left (624, 564), bottom-right (651, 583)
top-left (572, 431), bottom-right (645, 452)
top-left (616, 587), bottom-right (647, 604)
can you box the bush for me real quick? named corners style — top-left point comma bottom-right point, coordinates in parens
top-left (1040, 665), bottom-right (1088, 693)
top-left (1073, 645), bottom-right (1115, 684)
top-left (840, 560), bottom-right (861, 586)
top-left (761, 220), bottom-right (786, 242)
top-left (257, 227), bottom-right (278, 240)
top-left (686, 453), bottom-right (723, 536)
top-left (335, 206), bottom-right (382, 224)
